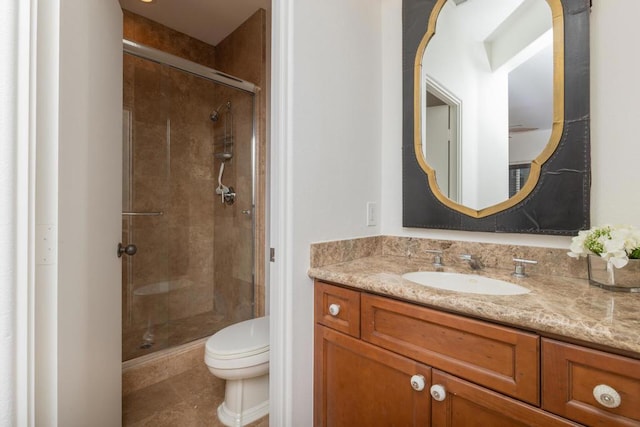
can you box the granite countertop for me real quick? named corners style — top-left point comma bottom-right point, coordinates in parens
top-left (308, 255), bottom-right (640, 356)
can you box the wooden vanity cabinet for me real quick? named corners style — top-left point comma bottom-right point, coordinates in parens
top-left (314, 280), bottom-right (636, 427)
top-left (315, 281), bottom-right (431, 426)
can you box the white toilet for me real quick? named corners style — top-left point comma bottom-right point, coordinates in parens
top-left (205, 316), bottom-right (269, 427)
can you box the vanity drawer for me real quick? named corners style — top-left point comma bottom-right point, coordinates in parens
top-left (361, 293), bottom-right (540, 405)
top-left (314, 281), bottom-right (360, 338)
top-left (542, 339), bottom-right (640, 426)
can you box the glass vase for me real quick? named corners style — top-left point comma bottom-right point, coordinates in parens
top-left (588, 254), bottom-right (640, 292)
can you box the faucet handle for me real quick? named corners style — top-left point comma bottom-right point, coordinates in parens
top-left (512, 258), bottom-right (538, 278)
top-left (424, 249), bottom-right (443, 267)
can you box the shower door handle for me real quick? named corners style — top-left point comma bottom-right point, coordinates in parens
top-left (118, 243), bottom-right (138, 258)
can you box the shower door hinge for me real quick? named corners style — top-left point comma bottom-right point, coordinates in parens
top-left (270, 248), bottom-right (275, 262)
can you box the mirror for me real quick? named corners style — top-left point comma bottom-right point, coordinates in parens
top-left (421, 0), bottom-right (554, 211)
top-left (403, 0), bottom-right (590, 234)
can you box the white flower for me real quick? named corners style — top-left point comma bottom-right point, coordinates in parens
top-left (567, 230), bottom-right (589, 258)
top-left (612, 226), bottom-right (640, 252)
top-left (567, 224), bottom-right (640, 269)
top-left (601, 239), bottom-right (628, 268)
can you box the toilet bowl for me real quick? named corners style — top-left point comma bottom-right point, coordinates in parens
top-left (205, 316), bottom-right (269, 427)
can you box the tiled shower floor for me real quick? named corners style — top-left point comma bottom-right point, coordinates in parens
top-left (123, 310), bottom-right (237, 361)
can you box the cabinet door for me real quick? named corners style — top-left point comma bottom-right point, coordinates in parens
top-left (430, 371), bottom-right (580, 427)
top-left (542, 339), bottom-right (640, 426)
top-left (315, 325), bottom-right (431, 427)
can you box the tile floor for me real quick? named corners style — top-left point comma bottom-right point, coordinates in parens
top-left (122, 358), bottom-right (268, 426)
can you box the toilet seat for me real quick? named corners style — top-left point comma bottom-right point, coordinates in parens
top-left (205, 316), bottom-right (269, 370)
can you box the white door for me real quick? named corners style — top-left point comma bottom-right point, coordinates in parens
top-left (56, 0), bottom-right (122, 425)
top-left (425, 105), bottom-right (452, 197)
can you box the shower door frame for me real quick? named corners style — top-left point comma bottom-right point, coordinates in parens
top-left (123, 40), bottom-right (259, 94)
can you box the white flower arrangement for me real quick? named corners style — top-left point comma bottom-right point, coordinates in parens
top-left (568, 225), bottom-right (640, 269)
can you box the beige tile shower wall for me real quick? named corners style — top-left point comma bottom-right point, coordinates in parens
top-left (167, 67), bottom-right (217, 320)
top-left (214, 10), bottom-right (268, 319)
top-left (123, 10), bottom-right (217, 68)
top-left (211, 86), bottom-right (255, 323)
top-left (122, 13), bottom-right (219, 333)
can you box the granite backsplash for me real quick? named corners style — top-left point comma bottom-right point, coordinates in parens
top-left (310, 235), bottom-right (587, 280)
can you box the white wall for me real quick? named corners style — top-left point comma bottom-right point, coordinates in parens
top-left (34, 0), bottom-right (60, 424)
top-left (1, 2), bottom-right (24, 425)
top-left (381, 0), bottom-right (640, 246)
top-left (285, 0), bottom-right (383, 424)
top-left (590, 0), bottom-right (640, 225)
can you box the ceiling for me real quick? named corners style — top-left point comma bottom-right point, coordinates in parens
top-left (119, 0), bottom-right (269, 46)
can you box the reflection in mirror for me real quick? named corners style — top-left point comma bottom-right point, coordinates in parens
top-left (423, 81), bottom-right (460, 201)
top-left (421, 0), bottom-right (553, 211)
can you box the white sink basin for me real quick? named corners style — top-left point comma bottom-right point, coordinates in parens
top-left (402, 271), bottom-right (531, 296)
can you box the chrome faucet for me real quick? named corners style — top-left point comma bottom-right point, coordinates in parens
top-left (460, 254), bottom-right (482, 270)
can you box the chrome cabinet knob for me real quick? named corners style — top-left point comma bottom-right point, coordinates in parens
top-left (410, 374), bottom-right (425, 391)
top-left (430, 384), bottom-right (446, 401)
top-left (117, 243), bottom-right (137, 258)
top-left (328, 303), bottom-right (340, 316)
top-left (593, 384), bottom-right (621, 408)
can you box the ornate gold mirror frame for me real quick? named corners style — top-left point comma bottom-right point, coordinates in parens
top-left (402, 0), bottom-right (590, 235)
top-left (414, 0), bottom-right (564, 218)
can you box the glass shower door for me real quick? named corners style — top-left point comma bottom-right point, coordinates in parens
top-left (121, 51), bottom-right (256, 362)
top-left (163, 66), bottom-right (256, 346)
top-left (122, 54), bottom-right (171, 360)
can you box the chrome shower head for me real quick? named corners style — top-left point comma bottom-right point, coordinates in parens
top-left (210, 101), bottom-right (231, 122)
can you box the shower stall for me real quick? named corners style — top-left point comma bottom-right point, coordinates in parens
top-left (121, 41), bottom-right (260, 361)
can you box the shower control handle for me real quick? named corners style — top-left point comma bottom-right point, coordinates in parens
top-left (118, 243), bottom-right (137, 258)
top-left (223, 187), bottom-right (236, 205)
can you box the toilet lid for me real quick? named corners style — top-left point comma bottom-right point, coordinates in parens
top-left (206, 316), bottom-right (269, 359)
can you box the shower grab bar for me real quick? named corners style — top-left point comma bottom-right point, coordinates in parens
top-left (122, 211), bottom-right (164, 217)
